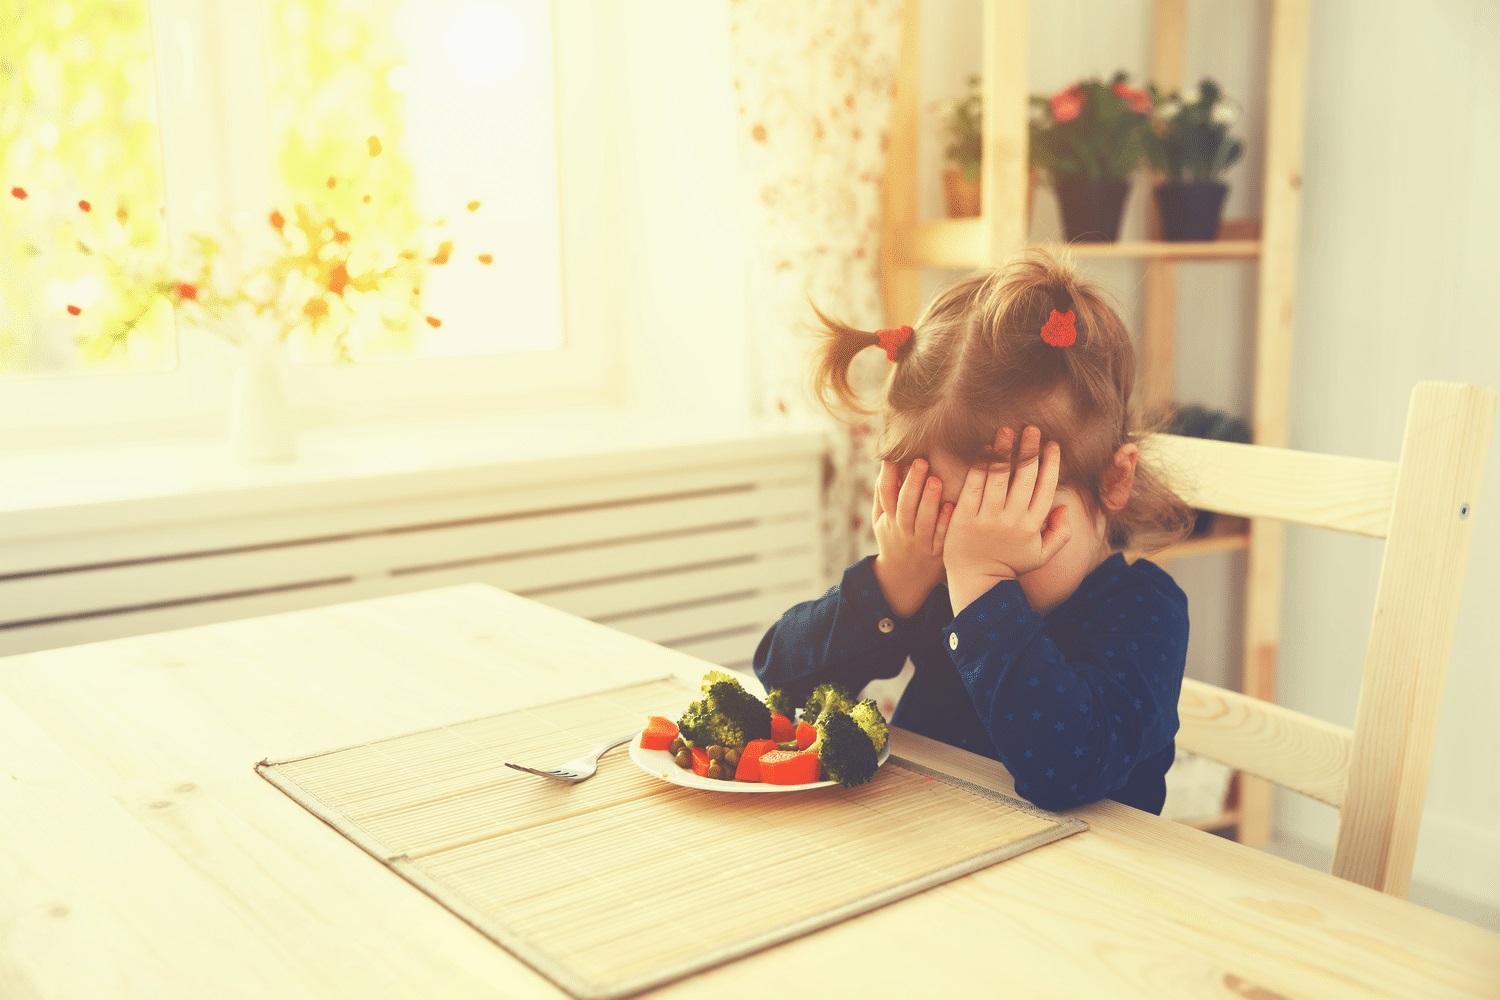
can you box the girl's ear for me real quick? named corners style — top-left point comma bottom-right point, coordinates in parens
top-left (1101, 443), bottom-right (1138, 513)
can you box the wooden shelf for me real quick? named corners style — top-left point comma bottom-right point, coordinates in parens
top-left (881, 0), bottom-right (1309, 851)
top-left (899, 218), bottom-right (1261, 269)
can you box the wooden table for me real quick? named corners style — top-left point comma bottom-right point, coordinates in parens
top-left (3, 585), bottom-right (1496, 999)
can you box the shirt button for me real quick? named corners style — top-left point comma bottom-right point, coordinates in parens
top-left (877, 618), bottom-right (895, 634)
top-left (949, 632), bottom-right (959, 651)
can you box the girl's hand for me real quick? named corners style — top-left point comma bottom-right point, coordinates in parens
top-left (944, 425), bottom-right (1072, 614)
top-left (870, 458), bottom-right (955, 619)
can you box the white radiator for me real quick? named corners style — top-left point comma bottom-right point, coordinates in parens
top-left (0, 430), bottom-right (826, 666)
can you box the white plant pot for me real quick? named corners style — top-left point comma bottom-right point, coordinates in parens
top-left (228, 334), bottom-right (297, 464)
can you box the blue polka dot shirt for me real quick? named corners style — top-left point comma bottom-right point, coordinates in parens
top-left (752, 552), bottom-right (1190, 814)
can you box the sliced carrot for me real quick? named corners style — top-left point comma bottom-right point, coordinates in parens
top-left (639, 715), bottom-right (678, 751)
top-left (758, 749), bottom-right (822, 785)
top-left (795, 720), bottom-right (818, 750)
top-left (690, 746), bottom-right (711, 778)
top-left (734, 739), bottom-right (779, 782)
top-left (769, 711), bottom-right (795, 744)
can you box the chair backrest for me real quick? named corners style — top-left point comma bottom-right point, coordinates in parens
top-left (1144, 382), bottom-right (1495, 896)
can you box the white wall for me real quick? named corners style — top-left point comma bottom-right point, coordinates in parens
top-left (919, 0), bottom-right (1500, 924)
top-left (1277, 0), bottom-right (1500, 921)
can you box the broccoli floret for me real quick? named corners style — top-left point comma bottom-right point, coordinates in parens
top-left (700, 669), bottom-right (742, 693)
top-left (677, 679), bottom-right (772, 749)
top-left (763, 687), bottom-right (797, 720)
top-left (808, 709), bottom-right (879, 787)
top-left (799, 682), bottom-right (854, 727)
top-left (848, 698), bottom-right (889, 753)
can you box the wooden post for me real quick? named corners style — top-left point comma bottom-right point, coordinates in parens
top-left (1238, 0), bottom-right (1311, 848)
top-left (1138, 0), bottom-right (1188, 418)
top-left (881, 0), bottom-right (924, 326)
top-left (980, 0), bottom-right (1028, 264)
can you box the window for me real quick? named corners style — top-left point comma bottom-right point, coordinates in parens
top-left (2, 0), bottom-right (599, 441)
top-left (266, 0), bottom-right (565, 364)
top-left (1, 0), bottom-right (175, 376)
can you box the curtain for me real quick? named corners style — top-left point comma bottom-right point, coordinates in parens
top-left (728, 0), bottom-right (904, 586)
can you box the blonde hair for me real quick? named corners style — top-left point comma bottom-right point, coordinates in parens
top-left (812, 247), bottom-right (1192, 553)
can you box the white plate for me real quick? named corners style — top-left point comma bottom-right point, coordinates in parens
top-left (627, 733), bottom-right (892, 793)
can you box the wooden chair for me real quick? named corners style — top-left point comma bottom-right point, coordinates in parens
top-left (1145, 381), bottom-right (1495, 896)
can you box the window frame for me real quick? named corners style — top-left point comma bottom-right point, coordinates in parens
top-left (0, 0), bottom-right (618, 448)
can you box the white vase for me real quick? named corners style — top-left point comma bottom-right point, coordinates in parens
top-left (228, 333), bottom-right (297, 464)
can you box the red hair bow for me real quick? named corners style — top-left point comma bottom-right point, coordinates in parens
top-left (1040, 309), bottom-right (1077, 347)
top-left (876, 325), bottom-right (913, 362)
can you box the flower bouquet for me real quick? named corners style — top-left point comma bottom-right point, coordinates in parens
top-left (1145, 78), bottom-right (1244, 241)
top-left (14, 135), bottom-right (487, 460)
top-left (1029, 72), bottom-right (1152, 242)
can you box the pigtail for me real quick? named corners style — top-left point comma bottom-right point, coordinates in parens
top-left (809, 301), bottom-right (885, 415)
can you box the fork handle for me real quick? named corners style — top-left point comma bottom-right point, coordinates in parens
top-left (593, 732), bottom-right (639, 758)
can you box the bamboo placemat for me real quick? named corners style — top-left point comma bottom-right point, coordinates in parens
top-left (257, 678), bottom-right (1087, 1000)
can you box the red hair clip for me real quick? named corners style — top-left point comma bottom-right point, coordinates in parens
top-left (1040, 309), bottom-right (1077, 347)
top-left (876, 325), bottom-right (913, 362)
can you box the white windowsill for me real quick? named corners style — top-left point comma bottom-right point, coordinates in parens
top-left (0, 408), bottom-right (829, 544)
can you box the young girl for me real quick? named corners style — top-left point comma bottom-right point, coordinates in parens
top-left (753, 248), bottom-right (1194, 813)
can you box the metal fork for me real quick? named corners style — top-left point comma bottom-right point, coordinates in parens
top-left (504, 732), bottom-right (639, 783)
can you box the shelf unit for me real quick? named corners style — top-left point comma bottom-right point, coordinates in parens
top-left (879, 0), bottom-right (1309, 846)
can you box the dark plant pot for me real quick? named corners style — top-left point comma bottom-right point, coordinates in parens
top-left (1155, 181), bottom-right (1229, 242)
top-left (1054, 177), bottom-right (1131, 243)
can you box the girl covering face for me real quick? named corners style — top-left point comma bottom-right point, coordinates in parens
top-left (753, 248), bottom-right (1195, 813)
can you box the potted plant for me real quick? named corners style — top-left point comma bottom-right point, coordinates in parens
top-left (933, 76), bottom-right (1035, 222)
top-left (934, 76), bottom-right (982, 217)
top-left (1167, 403), bottom-right (1251, 536)
top-left (1029, 72), bottom-right (1152, 242)
top-left (1146, 79), bottom-right (1244, 241)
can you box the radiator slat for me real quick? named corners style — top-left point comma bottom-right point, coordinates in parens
top-left (600, 590), bottom-right (807, 649)
top-left (533, 552), bottom-right (815, 623)
top-left (0, 458), bottom-right (812, 578)
top-left (0, 481), bottom-right (816, 626)
top-left (390, 520), bottom-right (814, 597)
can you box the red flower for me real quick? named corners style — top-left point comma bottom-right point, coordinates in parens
top-left (269, 210), bottom-right (286, 230)
top-left (1040, 309), bottom-right (1077, 347)
top-left (1049, 86), bottom-right (1085, 123)
top-left (10, 186), bottom-right (26, 200)
top-left (78, 199), bottom-right (91, 212)
top-left (66, 304), bottom-right (81, 316)
top-left (1113, 82), bottom-right (1150, 115)
top-left (326, 262), bottom-right (349, 296)
top-left (425, 316), bottom-right (442, 328)
top-left (175, 282), bottom-right (199, 301)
